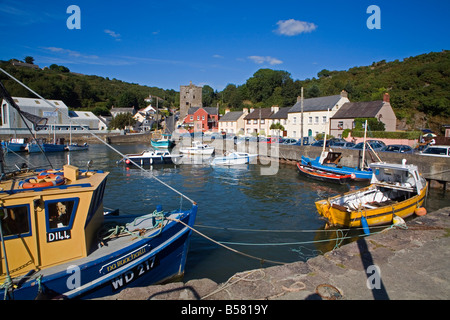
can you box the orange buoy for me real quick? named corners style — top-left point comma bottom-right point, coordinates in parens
top-left (414, 207), bottom-right (427, 216)
top-left (20, 175), bottom-right (65, 189)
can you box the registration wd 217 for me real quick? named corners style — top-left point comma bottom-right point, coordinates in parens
top-left (181, 304), bottom-right (268, 317)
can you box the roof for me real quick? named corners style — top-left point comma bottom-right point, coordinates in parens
top-left (69, 110), bottom-right (98, 119)
top-left (188, 107), bottom-right (219, 115)
top-left (270, 107), bottom-right (291, 119)
top-left (219, 111), bottom-right (244, 122)
top-left (7, 97), bottom-right (68, 110)
top-left (244, 108), bottom-right (274, 120)
top-left (289, 95), bottom-right (342, 113)
top-left (331, 101), bottom-right (384, 119)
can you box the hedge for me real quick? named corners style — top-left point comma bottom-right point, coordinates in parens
top-left (351, 130), bottom-right (422, 140)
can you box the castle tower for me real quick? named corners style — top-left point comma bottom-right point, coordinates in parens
top-left (180, 81), bottom-right (202, 120)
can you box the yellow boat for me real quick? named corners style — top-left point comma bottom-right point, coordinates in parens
top-left (315, 161), bottom-right (428, 228)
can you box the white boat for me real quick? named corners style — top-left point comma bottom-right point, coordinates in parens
top-left (179, 141), bottom-right (214, 155)
top-left (66, 143), bottom-right (89, 151)
top-left (211, 152), bottom-right (257, 166)
top-left (117, 149), bottom-right (183, 166)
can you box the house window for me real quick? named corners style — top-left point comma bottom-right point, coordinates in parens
top-left (293, 117), bottom-right (297, 124)
top-left (308, 117), bottom-right (312, 124)
top-left (293, 131), bottom-right (296, 137)
top-left (202, 116), bottom-right (205, 120)
top-left (197, 116), bottom-right (200, 121)
top-left (260, 119), bottom-right (265, 124)
top-left (253, 120), bottom-right (258, 124)
top-left (338, 121), bottom-right (343, 130)
top-left (190, 116), bottom-right (193, 121)
top-left (315, 116), bottom-right (319, 124)
top-left (322, 116), bottom-right (327, 124)
top-left (247, 120), bottom-right (251, 124)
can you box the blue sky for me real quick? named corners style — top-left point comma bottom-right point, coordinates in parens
top-left (0, 0), bottom-right (448, 91)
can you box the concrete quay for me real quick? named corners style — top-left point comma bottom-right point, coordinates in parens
top-left (103, 206), bottom-right (450, 300)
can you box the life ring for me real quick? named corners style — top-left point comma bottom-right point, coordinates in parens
top-left (20, 175), bottom-right (65, 189)
top-left (37, 170), bottom-right (64, 180)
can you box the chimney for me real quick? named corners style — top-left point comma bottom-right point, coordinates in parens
top-left (271, 105), bottom-right (279, 113)
top-left (242, 108), bottom-right (249, 115)
top-left (250, 108), bottom-right (255, 113)
top-left (297, 96), bottom-right (301, 103)
top-left (383, 93), bottom-right (390, 103)
top-left (340, 90), bottom-right (348, 98)
top-left (225, 108), bottom-right (230, 114)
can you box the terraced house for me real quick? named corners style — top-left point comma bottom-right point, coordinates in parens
top-left (286, 91), bottom-right (349, 139)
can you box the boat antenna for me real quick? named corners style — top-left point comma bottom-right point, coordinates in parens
top-left (0, 67), bottom-right (196, 205)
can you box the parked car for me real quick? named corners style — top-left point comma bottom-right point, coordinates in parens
top-left (311, 140), bottom-right (332, 147)
top-left (261, 137), bottom-right (283, 143)
top-left (281, 138), bottom-right (298, 145)
top-left (381, 144), bottom-right (414, 154)
top-left (332, 141), bottom-right (355, 149)
top-left (420, 145), bottom-right (450, 157)
top-left (351, 140), bottom-right (386, 151)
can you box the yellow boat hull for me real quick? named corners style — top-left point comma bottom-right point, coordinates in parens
top-left (315, 182), bottom-right (428, 228)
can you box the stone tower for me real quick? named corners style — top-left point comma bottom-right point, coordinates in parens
top-left (180, 81), bottom-right (202, 120)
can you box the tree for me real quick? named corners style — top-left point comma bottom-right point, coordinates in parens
top-left (270, 122), bottom-right (285, 136)
top-left (24, 56), bottom-right (34, 64)
top-left (117, 91), bottom-right (139, 108)
top-left (109, 113), bottom-right (136, 130)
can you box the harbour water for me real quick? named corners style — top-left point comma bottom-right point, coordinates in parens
top-left (5, 143), bottom-right (450, 284)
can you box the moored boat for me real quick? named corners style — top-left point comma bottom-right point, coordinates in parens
top-left (65, 142), bottom-right (89, 151)
top-left (211, 152), bottom-right (257, 166)
top-left (1, 139), bottom-right (27, 153)
top-left (301, 151), bottom-right (373, 181)
top-left (296, 162), bottom-right (354, 184)
top-left (315, 160), bottom-right (428, 228)
top-left (150, 134), bottom-right (174, 149)
top-left (179, 140), bottom-right (214, 155)
top-left (117, 149), bottom-right (183, 166)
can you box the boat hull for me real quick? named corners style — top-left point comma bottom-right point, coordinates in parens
top-left (42, 144), bottom-right (66, 152)
top-left (301, 155), bottom-right (372, 181)
top-left (124, 155), bottom-right (183, 166)
top-left (151, 140), bottom-right (174, 149)
top-left (66, 144), bottom-right (89, 151)
top-left (297, 163), bottom-right (353, 184)
top-left (1, 205), bottom-right (197, 300)
top-left (211, 153), bottom-right (257, 166)
top-left (315, 183), bottom-right (428, 228)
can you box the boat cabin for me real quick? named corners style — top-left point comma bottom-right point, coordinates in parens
top-left (0, 165), bottom-right (108, 282)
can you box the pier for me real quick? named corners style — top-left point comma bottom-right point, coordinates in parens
top-left (103, 206), bottom-right (450, 300)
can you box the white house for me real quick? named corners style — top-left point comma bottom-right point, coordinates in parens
top-left (218, 108), bottom-right (248, 134)
top-left (286, 91), bottom-right (349, 139)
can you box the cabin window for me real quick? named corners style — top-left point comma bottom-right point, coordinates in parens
top-left (0, 205), bottom-right (31, 238)
top-left (45, 198), bottom-right (79, 230)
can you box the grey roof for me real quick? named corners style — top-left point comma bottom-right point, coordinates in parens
top-left (219, 111), bottom-right (244, 122)
top-left (331, 101), bottom-right (384, 119)
top-left (269, 107), bottom-right (292, 119)
top-left (289, 95), bottom-right (342, 113)
top-left (244, 108), bottom-right (274, 120)
top-left (188, 107), bottom-right (219, 115)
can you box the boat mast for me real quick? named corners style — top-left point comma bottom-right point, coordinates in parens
top-left (361, 119), bottom-right (368, 170)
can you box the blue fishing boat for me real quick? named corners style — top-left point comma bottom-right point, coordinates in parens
top-left (0, 161), bottom-right (197, 300)
top-left (301, 151), bottom-right (373, 181)
top-left (41, 143), bottom-right (66, 152)
top-left (1, 139), bottom-right (27, 153)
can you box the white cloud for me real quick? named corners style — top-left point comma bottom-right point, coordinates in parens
top-left (274, 19), bottom-right (317, 36)
top-left (104, 29), bottom-right (121, 41)
top-left (43, 47), bottom-right (99, 60)
top-left (248, 56), bottom-right (283, 65)
top-left (213, 54), bottom-right (224, 59)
